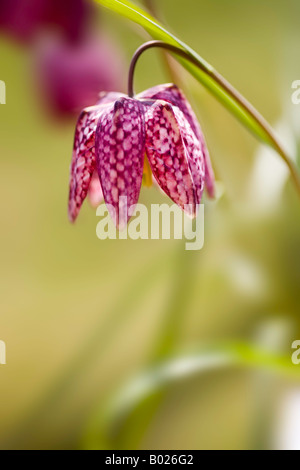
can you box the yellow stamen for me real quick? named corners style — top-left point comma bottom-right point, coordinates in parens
top-left (142, 155), bottom-right (153, 187)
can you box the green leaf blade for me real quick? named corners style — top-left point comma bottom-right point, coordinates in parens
top-left (96, 0), bottom-right (272, 145)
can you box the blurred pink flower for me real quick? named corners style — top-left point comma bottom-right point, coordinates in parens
top-left (41, 0), bottom-right (92, 43)
top-left (35, 34), bottom-right (125, 116)
top-left (0, 0), bottom-right (91, 43)
top-left (0, 0), bottom-right (43, 41)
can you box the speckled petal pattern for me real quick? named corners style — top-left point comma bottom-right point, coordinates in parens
top-left (139, 83), bottom-right (215, 197)
top-left (95, 98), bottom-right (145, 229)
top-left (144, 100), bottom-right (204, 217)
top-left (68, 84), bottom-right (214, 227)
top-left (172, 106), bottom-right (205, 208)
top-left (68, 92), bottom-right (123, 222)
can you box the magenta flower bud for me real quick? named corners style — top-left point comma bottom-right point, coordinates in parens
top-left (35, 34), bottom-right (125, 116)
top-left (68, 84), bottom-right (215, 228)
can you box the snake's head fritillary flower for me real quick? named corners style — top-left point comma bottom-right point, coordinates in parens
top-left (68, 84), bottom-right (215, 228)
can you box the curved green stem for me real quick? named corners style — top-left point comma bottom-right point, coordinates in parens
top-left (142, 0), bottom-right (182, 86)
top-left (127, 41), bottom-right (300, 196)
top-left (96, 0), bottom-right (300, 197)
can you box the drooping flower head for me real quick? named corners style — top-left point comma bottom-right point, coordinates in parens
top-left (68, 84), bottom-right (215, 228)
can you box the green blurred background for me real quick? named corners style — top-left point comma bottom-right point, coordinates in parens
top-left (0, 0), bottom-right (300, 450)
